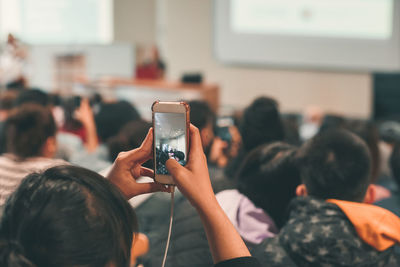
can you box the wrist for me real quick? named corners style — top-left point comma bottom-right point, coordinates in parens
top-left (194, 195), bottom-right (221, 217)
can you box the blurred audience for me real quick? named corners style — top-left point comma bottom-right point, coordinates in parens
top-left (0, 78), bottom-right (400, 267)
top-left (0, 127), bottom-right (261, 267)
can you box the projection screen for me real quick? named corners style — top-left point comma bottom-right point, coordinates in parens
top-left (214, 0), bottom-right (400, 71)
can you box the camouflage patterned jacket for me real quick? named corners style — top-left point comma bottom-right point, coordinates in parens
top-left (252, 197), bottom-right (400, 267)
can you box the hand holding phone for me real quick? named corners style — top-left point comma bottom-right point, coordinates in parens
top-left (107, 128), bottom-right (170, 199)
top-left (165, 124), bottom-right (215, 209)
top-left (152, 101), bottom-right (190, 185)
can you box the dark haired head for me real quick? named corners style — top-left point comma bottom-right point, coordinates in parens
top-left (390, 144), bottom-right (400, 186)
top-left (237, 142), bottom-right (300, 228)
top-left (95, 101), bottom-right (141, 142)
top-left (297, 129), bottom-right (371, 202)
top-left (107, 120), bottom-right (152, 165)
top-left (343, 120), bottom-right (380, 183)
top-left (189, 101), bottom-right (215, 131)
top-left (14, 89), bottom-right (49, 107)
top-left (5, 104), bottom-right (56, 158)
top-left (240, 97), bottom-right (284, 151)
top-left (0, 165), bottom-right (137, 267)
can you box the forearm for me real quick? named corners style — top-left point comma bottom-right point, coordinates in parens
top-left (196, 198), bottom-right (251, 263)
top-left (83, 120), bottom-right (99, 153)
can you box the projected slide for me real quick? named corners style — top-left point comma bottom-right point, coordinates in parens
top-left (231, 0), bottom-right (394, 40)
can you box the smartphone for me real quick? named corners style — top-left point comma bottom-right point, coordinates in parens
top-left (152, 101), bottom-right (190, 185)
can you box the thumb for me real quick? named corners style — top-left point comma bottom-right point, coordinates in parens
top-left (166, 158), bottom-right (187, 184)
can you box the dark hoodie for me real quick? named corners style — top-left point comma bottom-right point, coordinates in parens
top-left (252, 197), bottom-right (400, 267)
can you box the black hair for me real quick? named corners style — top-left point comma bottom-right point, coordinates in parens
top-left (95, 101), bottom-right (141, 142)
top-left (240, 97), bottom-right (284, 152)
top-left (5, 104), bottom-right (56, 158)
top-left (297, 129), bottom-right (371, 202)
top-left (0, 165), bottom-right (137, 267)
top-left (237, 142), bottom-right (300, 228)
top-left (188, 101), bottom-right (215, 131)
top-left (282, 115), bottom-right (301, 146)
top-left (319, 114), bottom-right (347, 133)
top-left (14, 89), bottom-right (49, 107)
top-left (344, 120), bottom-right (380, 183)
top-left (390, 144), bottom-right (400, 186)
top-left (48, 93), bottom-right (62, 107)
top-left (107, 120), bottom-right (152, 167)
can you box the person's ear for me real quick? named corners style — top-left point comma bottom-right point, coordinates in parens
top-left (41, 136), bottom-right (57, 158)
top-left (296, 184), bottom-right (308, 196)
top-left (363, 184), bottom-right (377, 204)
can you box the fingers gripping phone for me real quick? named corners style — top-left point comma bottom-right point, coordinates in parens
top-left (152, 101), bottom-right (190, 185)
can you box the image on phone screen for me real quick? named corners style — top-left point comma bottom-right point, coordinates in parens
top-left (154, 112), bottom-right (187, 175)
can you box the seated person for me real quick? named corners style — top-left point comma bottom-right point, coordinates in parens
top-left (0, 104), bottom-right (65, 206)
top-left (69, 100), bottom-right (141, 172)
top-left (217, 142), bottom-right (300, 246)
top-left (252, 130), bottom-right (400, 266)
top-left (376, 144), bottom-right (400, 217)
top-left (225, 97), bottom-right (285, 179)
top-left (0, 125), bottom-right (261, 267)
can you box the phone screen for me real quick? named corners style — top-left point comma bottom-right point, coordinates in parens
top-left (154, 112), bottom-right (187, 175)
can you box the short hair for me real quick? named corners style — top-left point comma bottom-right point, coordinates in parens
top-left (240, 97), bottom-right (284, 151)
top-left (188, 101), bottom-right (215, 131)
top-left (237, 142), bottom-right (300, 228)
top-left (5, 104), bottom-right (56, 158)
top-left (14, 89), bottom-right (49, 107)
top-left (95, 101), bottom-right (141, 142)
top-left (297, 129), bottom-right (371, 202)
top-left (390, 144), bottom-right (400, 186)
top-left (0, 165), bottom-right (137, 267)
top-left (107, 120), bottom-right (152, 163)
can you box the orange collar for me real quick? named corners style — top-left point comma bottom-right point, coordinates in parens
top-left (327, 199), bottom-right (400, 251)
